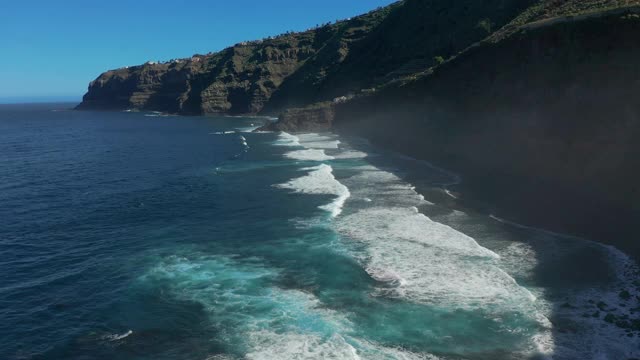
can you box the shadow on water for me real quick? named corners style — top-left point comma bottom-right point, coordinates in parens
top-left (341, 135), bottom-right (640, 359)
top-left (7, 107), bottom-right (636, 359)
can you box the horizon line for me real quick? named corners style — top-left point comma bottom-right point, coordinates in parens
top-left (0, 95), bottom-right (82, 105)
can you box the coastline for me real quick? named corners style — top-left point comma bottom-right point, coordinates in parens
top-left (6, 104), bottom-right (637, 358)
top-left (71, 3), bottom-right (640, 268)
top-left (339, 127), bottom-right (640, 264)
top-left (277, 128), bottom-right (640, 350)
top-left (71, 105), bottom-right (640, 263)
top-left (9, 0), bottom-right (640, 356)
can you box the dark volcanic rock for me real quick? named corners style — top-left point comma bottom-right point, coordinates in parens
top-left (257, 103), bottom-right (335, 133)
top-left (76, 4), bottom-right (399, 115)
top-left (77, 0), bottom-right (540, 116)
top-left (332, 10), bottom-right (640, 259)
top-left (78, 0), bottom-right (640, 259)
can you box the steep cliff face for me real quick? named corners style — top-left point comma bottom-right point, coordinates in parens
top-left (257, 3), bottom-right (640, 257)
top-left (76, 60), bottom-right (202, 113)
top-left (332, 10), bottom-right (640, 258)
top-left (260, 102), bottom-right (335, 132)
top-left (76, 4), bottom-right (395, 115)
top-left (264, 0), bottom-right (538, 111)
top-left (77, 0), bottom-right (541, 115)
top-left (79, 0), bottom-right (640, 256)
top-left (77, 32), bottom-right (326, 114)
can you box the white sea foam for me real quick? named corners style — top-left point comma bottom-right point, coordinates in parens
top-left (333, 206), bottom-right (545, 309)
top-left (144, 111), bottom-right (172, 117)
top-left (342, 165), bottom-right (431, 208)
top-left (246, 331), bottom-right (440, 360)
top-left (210, 131), bottom-right (236, 135)
top-left (285, 149), bottom-right (335, 161)
top-left (276, 164), bottom-right (350, 217)
top-left (488, 214), bottom-right (640, 359)
top-left (443, 189), bottom-right (458, 199)
top-left (140, 254), bottom-right (442, 360)
top-left (267, 132), bottom-right (638, 358)
top-left (103, 330), bottom-right (133, 341)
top-left (236, 124), bottom-right (261, 133)
top-left (238, 135), bottom-right (249, 148)
top-left (273, 132), bottom-right (368, 161)
top-left (333, 164), bottom-right (545, 309)
top-left (333, 150), bottom-right (369, 159)
top-left (246, 332), bottom-right (361, 360)
top-left (296, 133), bottom-right (341, 149)
top-left (274, 132), bottom-right (302, 147)
top-left (329, 161), bottom-right (555, 357)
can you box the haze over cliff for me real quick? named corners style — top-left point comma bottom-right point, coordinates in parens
top-left (78, 0), bottom-right (640, 258)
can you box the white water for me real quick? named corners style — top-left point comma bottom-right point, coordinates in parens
top-left (102, 330), bottom-right (133, 341)
top-left (333, 164), bottom-right (550, 357)
top-left (262, 131), bottom-right (640, 358)
top-left (141, 253), bottom-right (441, 360)
top-left (284, 149), bottom-right (335, 161)
top-left (488, 215), bottom-right (640, 359)
top-left (235, 124), bottom-right (261, 133)
top-left (273, 132), bottom-right (302, 147)
top-left (276, 164), bottom-right (350, 217)
top-left (238, 135), bottom-right (249, 148)
top-left (296, 133), bottom-right (341, 149)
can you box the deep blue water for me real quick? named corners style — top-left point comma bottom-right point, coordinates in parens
top-left (1, 104), bottom-right (638, 360)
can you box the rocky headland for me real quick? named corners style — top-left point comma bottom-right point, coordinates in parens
top-left (78, 0), bottom-right (640, 260)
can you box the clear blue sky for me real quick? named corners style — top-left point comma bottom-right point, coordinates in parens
top-left (0, 0), bottom-right (396, 101)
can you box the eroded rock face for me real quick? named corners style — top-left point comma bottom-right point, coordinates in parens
top-left (76, 63), bottom-right (197, 113)
top-left (76, 40), bottom-right (317, 115)
top-left (76, 4), bottom-right (395, 115)
top-left (258, 103), bottom-right (335, 132)
top-left (77, 0), bottom-right (640, 258)
top-left (332, 12), bottom-right (640, 259)
top-left (77, 0), bottom-right (538, 115)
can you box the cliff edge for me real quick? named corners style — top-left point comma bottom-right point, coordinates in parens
top-left (79, 0), bottom-right (640, 259)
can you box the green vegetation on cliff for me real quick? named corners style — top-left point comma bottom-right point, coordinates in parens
top-left (87, 0), bottom-right (639, 115)
top-left (79, 0), bottom-right (640, 116)
top-left (77, 3), bottom-right (398, 114)
top-left (330, 4), bottom-right (640, 260)
top-left (255, 0), bottom-right (640, 260)
top-left (79, 0), bottom-right (640, 258)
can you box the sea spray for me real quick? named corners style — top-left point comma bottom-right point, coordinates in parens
top-left (275, 164), bottom-right (350, 217)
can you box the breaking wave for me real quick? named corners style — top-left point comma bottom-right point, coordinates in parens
top-left (276, 164), bottom-right (350, 217)
top-left (139, 254), bottom-right (440, 360)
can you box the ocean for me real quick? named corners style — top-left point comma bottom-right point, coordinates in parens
top-left (1, 103), bottom-right (638, 360)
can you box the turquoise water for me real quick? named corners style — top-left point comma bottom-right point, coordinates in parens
top-left (1, 104), bottom-right (638, 359)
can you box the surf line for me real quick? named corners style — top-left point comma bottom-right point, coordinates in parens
top-left (276, 164), bottom-right (351, 218)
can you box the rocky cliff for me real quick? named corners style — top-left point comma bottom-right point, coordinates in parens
top-left (337, 8), bottom-right (640, 259)
top-left (76, 32), bottom-right (325, 115)
top-left (77, 0), bottom-right (540, 115)
top-left (260, 2), bottom-right (640, 259)
top-left (80, 0), bottom-right (640, 258)
top-left (76, 3), bottom-right (398, 114)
